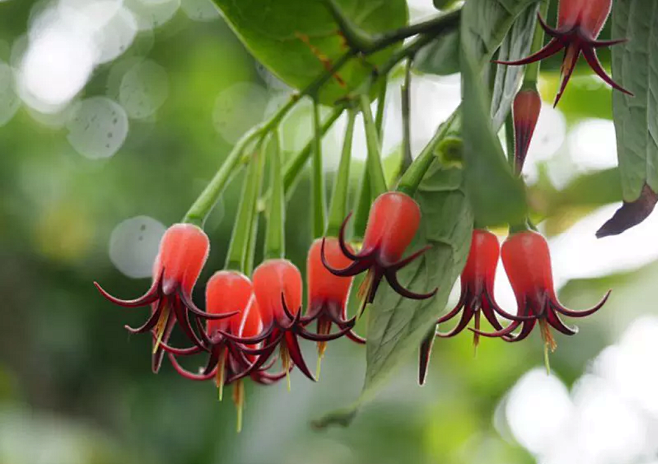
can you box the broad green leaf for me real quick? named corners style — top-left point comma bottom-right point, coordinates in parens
top-left (415, 29), bottom-right (460, 76)
top-left (314, 153), bottom-right (473, 429)
top-left (212, 0), bottom-right (408, 105)
top-left (460, 0), bottom-right (533, 227)
top-left (490, 2), bottom-right (539, 129)
top-left (611, 0), bottom-right (658, 202)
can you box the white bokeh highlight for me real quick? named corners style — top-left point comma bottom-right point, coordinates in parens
top-left (109, 216), bottom-right (166, 278)
top-left (66, 97), bottom-right (129, 159)
top-left (180, 0), bottom-right (219, 21)
top-left (125, 0), bottom-right (181, 31)
top-left (119, 59), bottom-right (169, 119)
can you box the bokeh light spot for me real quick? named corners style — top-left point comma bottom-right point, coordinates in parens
top-left (125, 0), bottom-right (181, 31)
top-left (109, 216), bottom-right (166, 278)
top-left (180, 0), bottom-right (219, 21)
top-left (119, 59), bottom-right (169, 119)
top-left (66, 97), bottom-right (129, 159)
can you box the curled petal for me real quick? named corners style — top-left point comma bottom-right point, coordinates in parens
top-left (167, 353), bottom-right (217, 381)
top-left (590, 37), bottom-right (629, 48)
top-left (178, 289), bottom-right (239, 320)
top-left (493, 37), bottom-right (564, 66)
top-left (345, 328), bottom-right (367, 344)
top-left (389, 245), bottom-right (433, 271)
top-left (547, 310), bottom-right (579, 336)
top-left (336, 213), bottom-right (362, 261)
top-left (124, 299), bottom-right (165, 334)
top-left (284, 332), bottom-right (316, 382)
top-left (385, 269), bottom-right (437, 301)
top-left (552, 290), bottom-right (611, 318)
top-left (437, 305), bottom-right (475, 338)
top-left (503, 319), bottom-right (537, 343)
top-left (437, 290), bottom-right (466, 324)
top-left (220, 323), bottom-right (275, 345)
top-left (159, 341), bottom-right (203, 356)
top-left (470, 319), bottom-right (522, 339)
top-left (320, 239), bottom-right (371, 276)
top-left (581, 47), bottom-right (633, 96)
top-left (296, 324), bottom-right (353, 342)
top-left (94, 280), bottom-right (160, 308)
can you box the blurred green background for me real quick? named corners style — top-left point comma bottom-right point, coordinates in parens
top-left (1, 1), bottom-right (658, 463)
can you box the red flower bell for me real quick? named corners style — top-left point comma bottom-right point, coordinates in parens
top-left (322, 192), bottom-right (436, 311)
top-left (304, 238), bottom-right (365, 359)
top-left (222, 259), bottom-right (351, 383)
top-left (437, 230), bottom-right (527, 345)
top-left (166, 271), bottom-right (286, 386)
top-left (473, 231), bottom-right (610, 352)
top-left (94, 224), bottom-right (234, 373)
top-left (496, 0), bottom-right (632, 106)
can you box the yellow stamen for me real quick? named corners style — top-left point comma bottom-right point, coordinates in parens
top-left (232, 380), bottom-right (245, 433)
top-left (216, 348), bottom-right (226, 402)
top-left (473, 310), bottom-right (481, 358)
top-left (152, 305), bottom-right (171, 354)
top-left (540, 319), bottom-right (557, 375)
top-left (280, 344), bottom-right (292, 391)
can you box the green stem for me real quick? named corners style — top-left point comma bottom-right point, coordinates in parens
top-left (264, 130), bottom-right (285, 260)
top-left (283, 107), bottom-right (343, 196)
top-left (244, 148), bottom-right (266, 276)
top-left (327, 108), bottom-right (356, 237)
top-left (184, 7), bottom-right (462, 228)
top-left (324, 0), bottom-right (461, 54)
top-left (359, 95), bottom-right (387, 197)
top-left (353, 167), bottom-right (371, 240)
top-left (183, 96), bottom-right (297, 227)
top-left (400, 57), bottom-right (413, 175)
top-left (311, 100), bottom-right (327, 238)
top-left (397, 109), bottom-right (459, 197)
top-left (374, 77), bottom-right (388, 139)
top-left (523, 0), bottom-right (549, 89)
top-left (225, 144), bottom-right (264, 272)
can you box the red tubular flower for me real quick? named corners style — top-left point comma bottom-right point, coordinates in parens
top-left (512, 89), bottom-right (541, 174)
top-left (496, 0), bottom-right (632, 106)
top-left (304, 238), bottom-right (365, 359)
top-left (473, 231), bottom-right (611, 351)
top-left (166, 271), bottom-right (286, 386)
top-left (436, 230), bottom-right (527, 343)
top-left (322, 192), bottom-right (436, 311)
top-left (94, 224), bottom-right (234, 373)
top-left (221, 259), bottom-right (352, 383)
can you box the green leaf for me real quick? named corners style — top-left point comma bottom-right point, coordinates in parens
top-left (460, 0), bottom-right (532, 227)
top-left (414, 29), bottom-right (460, 76)
top-left (611, 0), bottom-right (658, 203)
top-left (313, 163), bottom-right (473, 429)
top-left (212, 0), bottom-right (409, 105)
top-left (490, 2), bottom-right (539, 129)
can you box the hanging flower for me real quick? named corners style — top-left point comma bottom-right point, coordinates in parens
top-left (94, 224), bottom-right (235, 373)
top-left (496, 0), bottom-right (632, 106)
top-left (472, 231), bottom-right (610, 353)
top-left (304, 238), bottom-right (365, 361)
top-left (322, 192), bottom-right (436, 312)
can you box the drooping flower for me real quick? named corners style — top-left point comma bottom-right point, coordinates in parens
top-left (496, 0), bottom-right (632, 106)
top-left (222, 259), bottom-right (352, 384)
top-left (436, 230), bottom-right (527, 344)
top-left (472, 231), bottom-right (610, 353)
top-left (304, 238), bottom-right (365, 362)
top-left (94, 224), bottom-right (235, 373)
top-left (512, 89), bottom-right (542, 174)
top-left (321, 192), bottom-right (436, 312)
top-left (166, 271), bottom-right (285, 387)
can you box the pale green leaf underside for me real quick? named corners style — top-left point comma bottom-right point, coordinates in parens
top-left (612, 0), bottom-right (658, 201)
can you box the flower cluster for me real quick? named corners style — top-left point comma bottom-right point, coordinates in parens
top-left (95, 191), bottom-right (433, 428)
